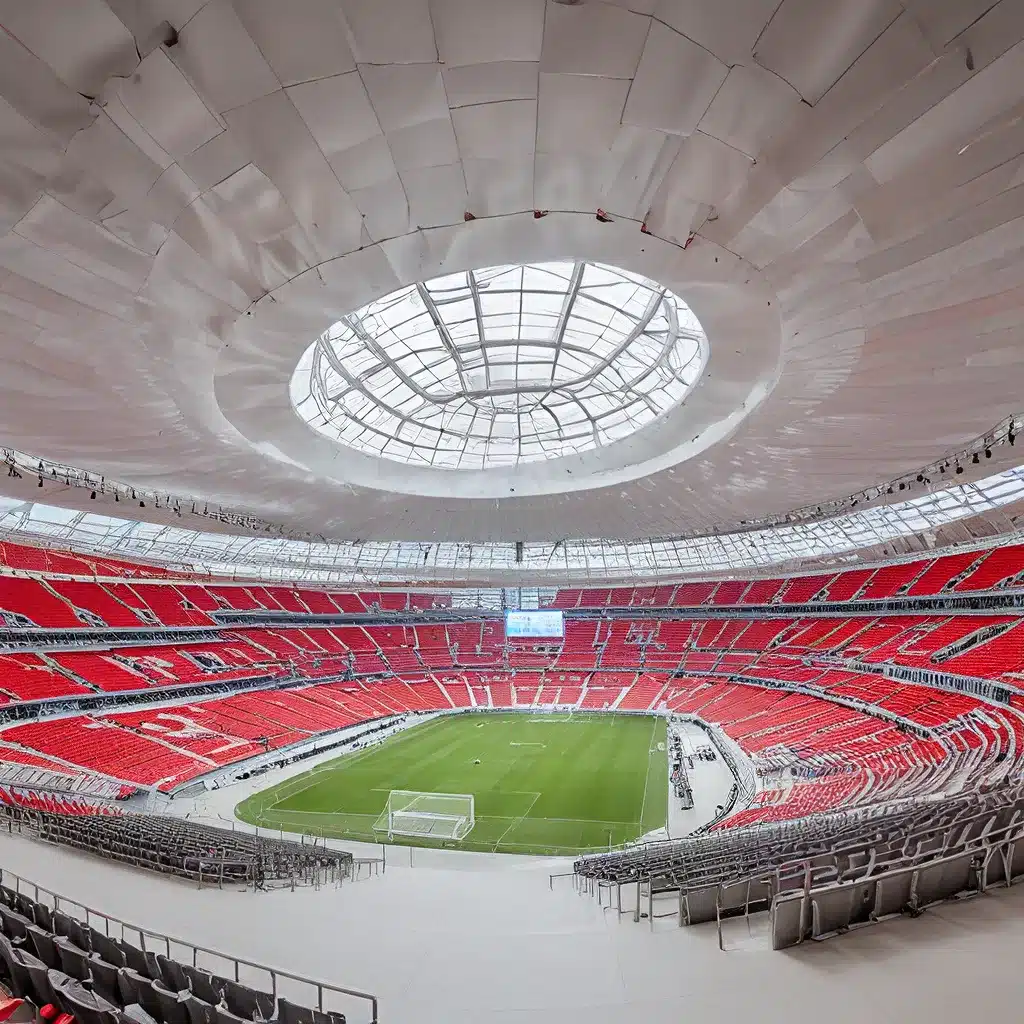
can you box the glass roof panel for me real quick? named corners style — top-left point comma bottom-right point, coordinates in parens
top-left (291, 261), bottom-right (708, 470)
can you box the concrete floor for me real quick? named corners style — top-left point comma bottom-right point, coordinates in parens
top-left (4, 818), bottom-right (1024, 1024)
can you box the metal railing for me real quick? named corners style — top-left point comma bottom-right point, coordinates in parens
top-left (0, 867), bottom-right (379, 1023)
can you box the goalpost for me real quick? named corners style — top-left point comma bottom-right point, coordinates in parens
top-left (374, 790), bottom-right (475, 841)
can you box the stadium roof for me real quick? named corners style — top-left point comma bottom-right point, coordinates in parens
top-left (2, 463), bottom-right (1023, 584)
top-left (1, 2), bottom-right (1024, 577)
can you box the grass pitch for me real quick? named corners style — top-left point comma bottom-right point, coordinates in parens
top-left (236, 712), bottom-right (667, 856)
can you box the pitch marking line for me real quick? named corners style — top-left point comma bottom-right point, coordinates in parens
top-left (260, 723), bottom-right (446, 812)
top-left (638, 716), bottom-right (659, 827)
top-left (492, 791), bottom-right (541, 851)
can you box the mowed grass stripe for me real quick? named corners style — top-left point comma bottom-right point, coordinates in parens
top-left (236, 713), bottom-right (667, 856)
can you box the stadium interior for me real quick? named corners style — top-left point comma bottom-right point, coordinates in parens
top-left (2, 1), bottom-right (1024, 1022)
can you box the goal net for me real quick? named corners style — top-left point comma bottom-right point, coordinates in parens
top-left (375, 790), bottom-right (475, 841)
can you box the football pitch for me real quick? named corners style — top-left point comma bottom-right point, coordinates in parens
top-left (235, 712), bottom-right (668, 856)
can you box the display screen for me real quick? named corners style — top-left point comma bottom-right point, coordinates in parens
top-left (504, 610), bottom-right (565, 638)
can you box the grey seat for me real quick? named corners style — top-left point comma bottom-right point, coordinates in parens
top-left (119, 1005), bottom-right (161, 1024)
top-left (118, 968), bottom-right (161, 1017)
top-left (21, 956), bottom-right (63, 1008)
top-left (157, 954), bottom-right (189, 993)
top-left (53, 911), bottom-right (91, 953)
top-left (277, 996), bottom-right (346, 1024)
top-left (182, 994), bottom-right (218, 1024)
top-left (91, 930), bottom-right (127, 968)
top-left (143, 951), bottom-right (165, 986)
top-left (89, 956), bottom-right (123, 1005)
top-left (152, 981), bottom-right (191, 1024)
top-left (0, 932), bottom-right (34, 1000)
top-left (54, 936), bottom-right (93, 981)
top-left (14, 894), bottom-right (37, 922)
top-left (223, 979), bottom-right (275, 1021)
top-left (25, 923), bottom-right (58, 968)
top-left (0, 905), bottom-right (32, 943)
top-left (120, 941), bottom-right (151, 978)
top-left (181, 965), bottom-right (223, 1005)
top-left (215, 1004), bottom-right (254, 1024)
top-left (50, 971), bottom-right (120, 1024)
top-left (31, 901), bottom-right (53, 933)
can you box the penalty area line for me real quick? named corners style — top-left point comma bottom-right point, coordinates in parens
top-left (492, 792), bottom-right (541, 852)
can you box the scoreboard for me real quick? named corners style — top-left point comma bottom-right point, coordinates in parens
top-left (504, 610), bottom-right (565, 638)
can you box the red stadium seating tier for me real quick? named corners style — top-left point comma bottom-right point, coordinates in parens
top-left (9, 605), bottom-right (1024, 705)
top-left (5, 540), bottom-right (1024, 619)
top-left (46, 580), bottom-right (147, 627)
top-left (0, 665), bottom-right (1020, 807)
top-left (661, 678), bottom-right (964, 824)
top-left (0, 787), bottom-right (122, 815)
top-left (0, 654), bottom-right (93, 701)
top-left (128, 584), bottom-right (214, 626)
top-left (956, 544), bottom-right (1024, 591)
top-left (0, 745), bottom-right (95, 774)
top-left (0, 579), bottom-right (83, 627)
top-left (2, 717), bottom-right (208, 787)
top-left (0, 540), bottom-right (174, 578)
top-left (538, 545), bottom-right (1024, 608)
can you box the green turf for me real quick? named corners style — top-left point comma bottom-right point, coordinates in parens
top-left (235, 712), bottom-right (668, 856)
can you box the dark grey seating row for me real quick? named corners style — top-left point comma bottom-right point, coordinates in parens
top-left (0, 807), bottom-right (350, 887)
top-left (575, 783), bottom-right (1024, 901)
top-left (0, 883), bottom-right (344, 1024)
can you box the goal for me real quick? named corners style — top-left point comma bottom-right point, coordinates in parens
top-left (375, 790), bottom-right (475, 841)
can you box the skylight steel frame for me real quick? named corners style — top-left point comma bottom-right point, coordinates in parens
top-left (293, 261), bottom-right (708, 470)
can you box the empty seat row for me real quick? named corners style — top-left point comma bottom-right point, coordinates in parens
top-left (0, 884), bottom-right (345, 1024)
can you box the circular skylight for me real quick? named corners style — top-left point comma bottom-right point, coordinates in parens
top-left (290, 261), bottom-right (708, 470)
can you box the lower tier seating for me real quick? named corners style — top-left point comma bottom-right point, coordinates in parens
top-left (1, 809), bottom-right (351, 887)
top-left (0, 866), bottom-right (351, 1024)
top-left (1, 670), bottom-right (1020, 819)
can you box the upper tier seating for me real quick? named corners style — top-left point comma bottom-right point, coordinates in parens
top-left (6, 539), bottom-right (1024, 618)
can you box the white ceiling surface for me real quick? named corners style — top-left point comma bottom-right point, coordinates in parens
top-left (1, 2), bottom-right (1024, 542)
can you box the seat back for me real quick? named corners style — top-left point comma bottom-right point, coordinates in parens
top-left (25, 924), bottom-right (57, 968)
top-left (55, 937), bottom-right (92, 982)
top-left (223, 979), bottom-right (275, 1021)
top-left (89, 957), bottom-right (123, 1005)
top-left (181, 965), bottom-right (223, 1005)
top-left (0, 906), bottom-right (30, 943)
top-left (91, 930), bottom-right (127, 968)
top-left (156, 954), bottom-right (189, 993)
